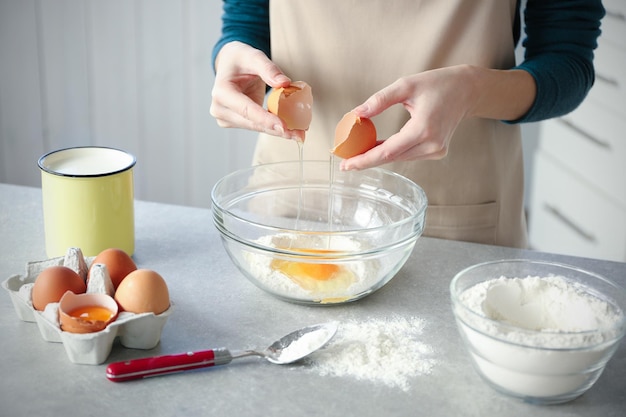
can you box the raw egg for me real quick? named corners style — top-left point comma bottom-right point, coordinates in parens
top-left (331, 111), bottom-right (377, 158)
top-left (58, 291), bottom-right (118, 334)
top-left (267, 81), bottom-right (313, 130)
top-left (89, 248), bottom-right (137, 289)
top-left (31, 266), bottom-right (87, 311)
top-left (271, 248), bottom-right (356, 293)
top-left (115, 269), bottom-right (170, 314)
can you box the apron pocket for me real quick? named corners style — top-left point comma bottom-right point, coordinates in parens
top-left (424, 202), bottom-right (498, 245)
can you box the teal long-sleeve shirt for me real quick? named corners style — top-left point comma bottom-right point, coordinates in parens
top-left (212, 0), bottom-right (605, 123)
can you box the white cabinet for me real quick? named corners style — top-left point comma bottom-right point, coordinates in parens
top-left (529, 0), bottom-right (626, 262)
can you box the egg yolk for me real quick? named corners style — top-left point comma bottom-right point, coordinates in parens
top-left (69, 306), bottom-right (115, 322)
top-left (271, 248), bottom-right (356, 292)
top-left (275, 259), bottom-right (339, 281)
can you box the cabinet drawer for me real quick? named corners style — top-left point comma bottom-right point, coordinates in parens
top-left (588, 37), bottom-right (626, 116)
top-left (529, 152), bottom-right (626, 262)
top-left (539, 102), bottom-right (626, 206)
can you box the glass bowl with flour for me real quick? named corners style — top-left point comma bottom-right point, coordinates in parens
top-left (450, 259), bottom-right (626, 405)
top-left (211, 161), bottom-right (427, 304)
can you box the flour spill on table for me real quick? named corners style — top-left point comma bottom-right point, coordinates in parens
top-left (306, 316), bottom-right (437, 391)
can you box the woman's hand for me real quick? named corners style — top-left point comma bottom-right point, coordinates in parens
top-left (210, 41), bottom-right (305, 141)
top-left (341, 65), bottom-right (535, 170)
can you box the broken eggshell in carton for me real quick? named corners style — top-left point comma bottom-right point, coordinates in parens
top-left (1, 247), bottom-right (173, 364)
top-left (58, 291), bottom-right (118, 334)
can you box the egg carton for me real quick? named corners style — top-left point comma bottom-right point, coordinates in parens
top-left (1, 254), bottom-right (173, 365)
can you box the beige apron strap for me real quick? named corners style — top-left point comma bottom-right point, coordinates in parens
top-left (259, 0), bottom-right (527, 248)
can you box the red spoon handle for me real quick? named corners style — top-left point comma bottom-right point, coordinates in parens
top-left (106, 348), bottom-right (232, 382)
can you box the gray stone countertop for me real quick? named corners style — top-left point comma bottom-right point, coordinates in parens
top-left (1, 183), bottom-right (624, 416)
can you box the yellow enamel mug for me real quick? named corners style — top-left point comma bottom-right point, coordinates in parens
top-left (38, 147), bottom-right (136, 257)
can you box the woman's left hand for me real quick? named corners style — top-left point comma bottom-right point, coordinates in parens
top-left (340, 65), bottom-right (535, 171)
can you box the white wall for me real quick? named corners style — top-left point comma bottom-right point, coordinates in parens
top-left (0, 0), bottom-right (256, 208)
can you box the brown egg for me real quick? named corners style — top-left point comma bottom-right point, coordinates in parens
top-left (331, 111), bottom-right (377, 159)
top-left (267, 81), bottom-right (313, 130)
top-left (32, 266), bottom-right (87, 311)
top-left (115, 269), bottom-right (170, 314)
top-left (58, 291), bottom-right (118, 334)
top-left (89, 248), bottom-right (137, 289)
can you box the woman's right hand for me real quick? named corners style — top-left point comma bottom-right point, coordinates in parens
top-left (210, 41), bottom-right (305, 141)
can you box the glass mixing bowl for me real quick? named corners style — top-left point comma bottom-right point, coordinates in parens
top-left (451, 259), bottom-right (626, 405)
top-left (211, 160), bottom-right (427, 304)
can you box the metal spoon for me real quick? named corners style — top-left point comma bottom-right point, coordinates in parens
top-left (106, 322), bottom-right (338, 382)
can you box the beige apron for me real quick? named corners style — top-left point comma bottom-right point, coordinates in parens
top-left (253, 0), bottom-right (527, 248)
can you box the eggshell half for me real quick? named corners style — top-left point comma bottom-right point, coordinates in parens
top-left (267, 81), bottom-right (313, 130)
top-left (332, 111), bottom-right (377, 159)
top-left (58, 291), bottom-right (118, 334)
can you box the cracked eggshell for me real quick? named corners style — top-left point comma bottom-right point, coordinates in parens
top-left (58, 291), bottom-right (118, 334)
top-left (332, 111), bottom-right (377, 159)
top-left (267, 81), bottom-right (313, 130)
top-left (31, 302), bottom-right (173, 364)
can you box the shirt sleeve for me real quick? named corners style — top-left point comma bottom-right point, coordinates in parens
top-left (509, 0), bottom-right (605, 123)
top-left (212, 0), bottom-right (271, 70)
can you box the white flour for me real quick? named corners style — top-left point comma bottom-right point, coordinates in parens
top-left (244, 233), bottom-right (382, 301)
top-left (459, 275), bottom-right (623, 348)
top-left (456, 275), bottom-right (624, 399)
top-left (307, 317), bottom-right (437, 391)
top-left (278, 327), bottom-right (335, 364)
